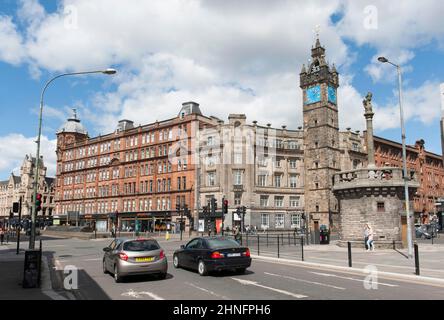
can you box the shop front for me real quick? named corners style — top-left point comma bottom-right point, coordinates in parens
top-left (117, 212), bottom-right (172, 233)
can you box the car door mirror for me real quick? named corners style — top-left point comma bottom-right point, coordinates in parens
top-left (180, 245), bottom-right (185, 249)
top-left (103, 247), bottom-right (111, 252)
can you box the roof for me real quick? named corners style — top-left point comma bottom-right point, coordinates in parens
top-left (45, 177), bottom-right (55, 186)
top-left (57, 109), bottom-right (88, 135)
top-left (12, 175), bottom-right (21, 185)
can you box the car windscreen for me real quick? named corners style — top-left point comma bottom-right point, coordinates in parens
top-left (123, 240), bottom-right (160, 252)
top-left (206, 238), bottom-right (240, 249)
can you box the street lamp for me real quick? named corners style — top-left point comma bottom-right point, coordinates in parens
top-left (29, 68), bottom-right (117, 249)
top-left (378, 56), bottom-right (413, 258)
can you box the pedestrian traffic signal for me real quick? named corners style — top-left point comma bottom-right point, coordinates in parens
top-left (222, 198), bottom-right (228, 214)
top-left (35, 193), bottom-right (42, 212)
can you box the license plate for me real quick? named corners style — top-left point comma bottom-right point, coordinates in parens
top-left (136, 257), bottom-right (155, 262)
top-left (227, 253), bottom-right (241, 257)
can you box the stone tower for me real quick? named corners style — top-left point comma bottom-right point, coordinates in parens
top-left (56, 109), bottom-right (89, 160)
top-left (300, 37), bottom-right (340, 233)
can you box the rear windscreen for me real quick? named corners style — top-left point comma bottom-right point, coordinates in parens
top-left (206, 238), bottom-right (240, 249)
top-left (123, 240), bottom-right (160, 251)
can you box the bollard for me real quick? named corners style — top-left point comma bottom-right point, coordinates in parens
top-left (281, 233), bottom-right (284, 246)
top-left (246, 233), bottom-right (249, 247)
top-left (348, 241), bottom-right (352, 267)
top-left (266, 232), bottom-right (268, 247)
top-left (257, 234), bottom-right (260, 256)
top-left (277, 235), bottom-right (280, 258)
top-left (301, 237), bottom-right (304, 261)
top-left (414, 243), bottom-right (420, 275)
top-left (294, 232), bottom-right (296, 246)
top-left (393, 240), bottom-right (395, 250)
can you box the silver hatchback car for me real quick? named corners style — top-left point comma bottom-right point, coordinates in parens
top-left (102, 238), bottom-right (168, 283)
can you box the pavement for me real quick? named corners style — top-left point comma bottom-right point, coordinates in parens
top-left (2, 233), bottom-right (444, 300)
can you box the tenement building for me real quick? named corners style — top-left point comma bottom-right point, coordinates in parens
top-left (0, 155), bottom-right (55, 225)
top-left (55, 104), bottom-right (217, 232)
top-left (197, 114), bottom-right (305, 231)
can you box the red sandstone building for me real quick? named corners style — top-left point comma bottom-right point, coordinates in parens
top-left (55, 102), bottom-right (215, 232)
top-left (374, 136), bottom-right (444, 225)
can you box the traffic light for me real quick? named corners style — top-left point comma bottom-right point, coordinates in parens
top-left (241, 206), bottom-right (246, 214)
top-left (211, 197), bottom-right (217, 214)
top-left (35, 193), bottom-right (42, 212)
top-left (222, 198), bottom-right (228, 214)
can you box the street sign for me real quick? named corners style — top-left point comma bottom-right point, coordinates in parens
top-left (198, 219), bottom-right (204, 232)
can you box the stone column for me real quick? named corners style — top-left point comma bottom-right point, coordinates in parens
top-left (363, 92), bottom-right (375, 168)
top-left (365, 111), bottom-right (375, 168)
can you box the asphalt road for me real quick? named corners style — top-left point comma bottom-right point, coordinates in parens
top-left (40, 237), bottom-right (444, 300)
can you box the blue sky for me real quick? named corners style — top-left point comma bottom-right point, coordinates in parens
top-left (0, 0), bottom-right (443, 178)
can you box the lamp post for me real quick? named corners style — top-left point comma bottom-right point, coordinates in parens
top-left (29, 69), bottom-right (116, 249)
top-left (378, 57), bottom-right (413, 258)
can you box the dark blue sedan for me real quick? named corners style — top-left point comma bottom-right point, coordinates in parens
top-left (173, 237), bottom-right (251, 276)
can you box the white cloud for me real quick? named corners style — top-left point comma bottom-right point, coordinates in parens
top-left (373, 81), bottom-right (442, 131)
top-left (0, 16), bottom-right (26, 65)
top-left (337, 0), bottom-right (444, 82)
top-left (0, 134), bottom-right (57, 178)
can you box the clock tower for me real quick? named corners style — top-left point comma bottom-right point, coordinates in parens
top-left (300, 37), bottom-right (340, 233)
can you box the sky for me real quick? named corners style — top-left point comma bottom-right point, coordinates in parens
top-left (0, 0), bottom-right (443, 178)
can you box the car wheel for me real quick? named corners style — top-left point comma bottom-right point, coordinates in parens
top-left (236, 268), bottom-right (246, 274)
top-left (173, 254), bottom-right (180, 269)
top-left (198, 260), bottom-right (208, 276)
top-left (102, 260), bottom-right (108, 274)
top-left (114, 265), bottom-right (122, 283)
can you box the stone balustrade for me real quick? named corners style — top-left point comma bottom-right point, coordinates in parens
top-left (333, 167), bottom-right (419, 191)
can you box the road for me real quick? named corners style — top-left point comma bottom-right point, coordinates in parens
top-left (40, 237), bottom-right (444, 300)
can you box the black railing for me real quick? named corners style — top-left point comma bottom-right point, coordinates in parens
top-left (226, 232), bottom-right (304, 261)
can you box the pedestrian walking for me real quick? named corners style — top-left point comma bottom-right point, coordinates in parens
top-left (0, 228), bottom-right (4, 245)
top-left (366, 224), bottom-right (375, 251)
top-left (233, 226), bottom-right (241, 244)
top-left (364, 224), bottom-right (369, 250)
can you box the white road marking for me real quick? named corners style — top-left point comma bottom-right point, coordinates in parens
top-left (83, 258), bottom-right (102, 261)
top-left (121, 289), bottom-right (164, 300)
top-left (231, 277), bottom-right (307, 299)
top-left (310, 272), bottom-right (399, 287)
top-left (185, 282), bottom-right (230, 300)
top-left (264, 272), bottom-right (345, 290)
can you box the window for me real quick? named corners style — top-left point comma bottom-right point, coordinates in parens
top-left (275, 159), bottom-right (281, 168)
top-left (352, 143), bottom-right (359, 152)
top-left (290, 196), bottom-right (300, 207)
top-left (258, 175), bottom-right (267, 187)
top-left (291, 214), bottom-right (301, 228)
top-left (207, 136), bottom-right (214, 146)
top-left (234, 192), bottom-right (242, 206)
top-left (275, 214), bottom-right (285, 228)
top-left (183, 177), bottom-right (186, 190)
top-left (177, 177), bottom-right (181, 190)
top-left (289, 159), bottom-right (297, 169)
top-left (261, 214), bottom-right (269, 228)
top-left (207, 172), bottom-right (215, 187)
top-left (233, 170), bottom-right (242, 185)
top-left (274, 175), bottom-right (281, 187)
top-left (377, 202), bottom-right (385, 212)
top-left (274, 196), bottom-right (284, 207)
top-left (260, 195), bottom-right (269, 207)
top-left (290, 175), bottom-right (298, 188)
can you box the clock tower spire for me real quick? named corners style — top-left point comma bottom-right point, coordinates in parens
top-left (300, 36), bottom-right (340, 234)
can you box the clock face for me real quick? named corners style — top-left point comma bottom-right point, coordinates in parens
top-left (305, 85), bottom-right (321, 105)
top-left (328, 86), bottom-right (337, 104)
